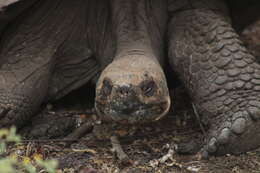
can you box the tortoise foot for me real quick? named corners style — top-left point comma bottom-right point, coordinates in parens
top-left (201, 109), bottom-right (260, 158)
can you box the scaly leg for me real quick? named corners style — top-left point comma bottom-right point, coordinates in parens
top-left (168, 0), bottom-right (260, 156)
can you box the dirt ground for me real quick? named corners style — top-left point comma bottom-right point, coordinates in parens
top-left (3, 85), bottom-right (259, 173)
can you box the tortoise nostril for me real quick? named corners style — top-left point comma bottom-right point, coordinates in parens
top-left (100, 78), bottom-right (113, 97)
top-left (140, 80), bottom-right (157, 97)
top-left (117, 86), bottom-right (132, 97)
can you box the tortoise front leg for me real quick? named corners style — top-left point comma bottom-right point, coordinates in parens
top-left (0, 0), bottom-right (89, 128)
top-left (168, 0), bottom-right (260, 156)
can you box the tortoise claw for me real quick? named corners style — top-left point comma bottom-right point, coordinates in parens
top-left (201, 109), bottom-right (260, 157)
top-left (217, 128), bottom-right (231, 144)
top-left (207, 137), bottom-right (217, 153)
top-left (231, 117), bottom-right (246, 135)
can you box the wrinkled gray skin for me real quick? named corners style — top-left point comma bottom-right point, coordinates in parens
top-left (1, 0), bottom-right (260, 157)
top-left (168, 0), bottom-right (260, 157)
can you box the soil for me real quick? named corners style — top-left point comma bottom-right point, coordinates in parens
top-left (5, 85), bottom-right (260, 173)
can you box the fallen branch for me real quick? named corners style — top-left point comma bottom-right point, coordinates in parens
top-left (110, 135), bottom-right (131, 164)
top-left (63, 121), bottom-right (94, 146)
top-left (192, 103), bottom-right (206, 136)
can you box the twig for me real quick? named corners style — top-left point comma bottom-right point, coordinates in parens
top-left (21, 139), bottom-right (85, 143)
top-left (65, 123), bottom-right (93, 140)
top-left (159, 148), bottom-right (175, 164)
top-left (192, 103), bottom-right (206, 136)
top-left (63, 121), bottom-right (94, 146)
top-left (150, 147), bottom-right (184, 169)
top-left (110, 135), bottom-right (130, 163)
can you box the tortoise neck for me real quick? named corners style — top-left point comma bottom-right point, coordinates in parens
top-left (111, 0), bottom-right (167, 62)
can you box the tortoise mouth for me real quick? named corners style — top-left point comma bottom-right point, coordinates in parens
top-left (95, 70), bottom-right (171, 124)
top-left (95, 98), bottom-right (170, 124)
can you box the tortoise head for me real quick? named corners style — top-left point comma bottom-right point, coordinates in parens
top-left (95, 55), bottom-right (170, 124)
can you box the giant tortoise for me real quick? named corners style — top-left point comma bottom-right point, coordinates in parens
top-left (1, 0), bottom-right (260, 158)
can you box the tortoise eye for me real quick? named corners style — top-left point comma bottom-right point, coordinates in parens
top-left (140, 80), bottom-right (157, 97)
top-left (100, 78), bottom-right (113, 97)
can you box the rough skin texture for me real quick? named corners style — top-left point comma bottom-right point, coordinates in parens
top-left (168, 0), bottom-right (260, 156)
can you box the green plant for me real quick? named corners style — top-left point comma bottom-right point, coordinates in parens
top-left (0, 127), bottom-right (58, 173)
